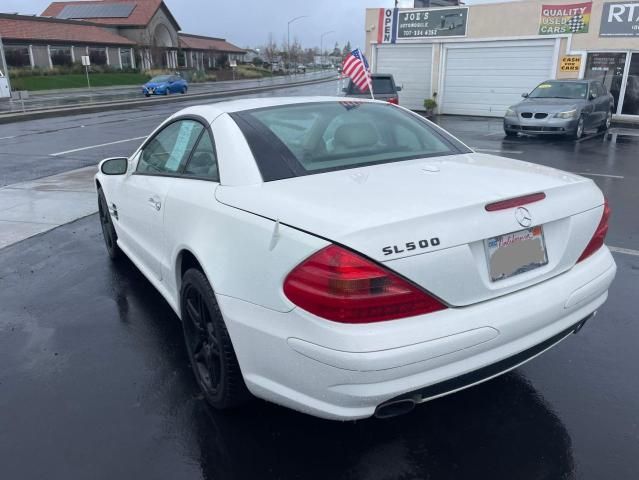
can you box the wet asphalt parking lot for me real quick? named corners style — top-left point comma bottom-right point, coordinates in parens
top-left (1, 81), bottom-right (638, 479)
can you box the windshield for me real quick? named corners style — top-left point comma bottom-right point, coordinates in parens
top-left (529, 81), bottom-right (588, 99)
top-left (348, 77), bottom-right (395, 95)
top-left (149, 75), bottom-right (171, 83)
top-left (231, 102), bottom-right (468, 181)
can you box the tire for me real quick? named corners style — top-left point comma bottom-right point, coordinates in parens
top-left (572, 116), bottom-right (585, 140)
top-left (504, 130), bottom-right (518, 138)
top-left (97, 188), bottom-right (121, 261)
top-left (599, 110), bottom-right (612, 133)
top-left (181, 268), bottom-right (250, 409)
top-left (181, 87), bottom-right (187, 94)
top-left (145, 93), bottom-right (151, 97)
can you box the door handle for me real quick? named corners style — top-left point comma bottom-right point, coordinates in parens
top-left (148, 196), bottom-right (161, 211)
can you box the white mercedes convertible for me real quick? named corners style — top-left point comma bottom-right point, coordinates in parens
top-left (95, 97), bottom-right (616, 420)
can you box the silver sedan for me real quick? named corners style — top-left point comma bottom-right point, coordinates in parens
top-left (503, 79), bottom-right (614, 139)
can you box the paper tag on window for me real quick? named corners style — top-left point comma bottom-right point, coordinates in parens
top-left (165, 122), bottom-right (195, 171)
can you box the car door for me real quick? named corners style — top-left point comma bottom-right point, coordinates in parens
top-left (160, 129), bottom-right (221, 287)
top-left (118, 119), bottom-right (205, 280)
top-left (595, 82), bottom-right (611, 120)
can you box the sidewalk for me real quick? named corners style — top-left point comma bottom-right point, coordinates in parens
top-left (0, 166), bottom-right (97, 249)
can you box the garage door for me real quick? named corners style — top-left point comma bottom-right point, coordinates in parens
top-left (441, 41), bottom-right (556, 117)
top-left (375, 44), bottom-right (432, 111)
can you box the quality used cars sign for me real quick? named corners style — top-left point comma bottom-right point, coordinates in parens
top-left (600, 1), bottom-right (639, 36)
top-left (539, 2), bottom-right (592, 34)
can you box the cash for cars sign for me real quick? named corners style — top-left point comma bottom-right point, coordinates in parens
top-left (539, 2), bottom-right (592, 34)
top-left (560, 55), bottom-right (582, 72)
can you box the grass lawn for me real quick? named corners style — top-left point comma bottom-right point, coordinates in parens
top-left (10, 73), bottom-right (151, 91)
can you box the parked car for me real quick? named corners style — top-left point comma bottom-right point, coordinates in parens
top-left (343, 73), bottom-right (402, 104)
top-left (296, 64), bottom-right (306, 73)
top-left (504, 79), bottom-right (614, 139)
top-left (142, 75), bottom-right (188, 97)
top-left (96, 97), bottom-right (615, 420)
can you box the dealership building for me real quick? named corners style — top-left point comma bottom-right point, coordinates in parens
top-left (365, 0), bottom-right (639, 120)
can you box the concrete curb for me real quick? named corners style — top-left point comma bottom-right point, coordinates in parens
top-left (0, 75), bottom-right (336, 124)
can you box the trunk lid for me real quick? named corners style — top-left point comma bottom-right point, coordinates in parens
top-left (216, 153), bottom-right (603, 305)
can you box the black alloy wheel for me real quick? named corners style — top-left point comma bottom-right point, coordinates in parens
top-left (181, 268), bottom-right (250, 409)
top-left (97, 188), bottom-right (121, 260)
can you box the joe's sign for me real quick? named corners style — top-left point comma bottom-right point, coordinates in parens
top-left (539, 2), bottom-right (592, 34)
top-left (600, 2), bottom-right (639, 36)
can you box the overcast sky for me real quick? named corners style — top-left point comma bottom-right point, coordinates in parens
top-left (3, 0), bottom-right (506, 50)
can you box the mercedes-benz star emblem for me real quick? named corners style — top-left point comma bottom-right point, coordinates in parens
top-left (515, 207), bottom-right (532, 228)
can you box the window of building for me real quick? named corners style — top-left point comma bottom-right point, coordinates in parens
top-left (177, 50), bottom-right (187, 68)
top-left (88, 47), bottom-right (107, 66)
top-left (622, 53), bottom-right (639, 116)
top-left (120, 48), bottom-right (132, 68)
top-left (50, 46), bottom-right (73, 66)
top-left (584, 52), bottom-right (627, 112)
top-left (4, 45), bottom-right (31, 68)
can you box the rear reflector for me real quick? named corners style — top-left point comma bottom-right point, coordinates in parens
top-left (387, 97), bottom-right (399, 105)
top-left (485, 192), bottom-right (546, 211)
top-left (577, 199), bottom-right (610, 263)
top-left (283, 245), bottom-right (447, 323)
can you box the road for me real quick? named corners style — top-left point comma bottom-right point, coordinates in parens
top-left (0, 78), bottom-right (339, 187)
top-left (0, 82), bottom-right (638, 479)
top-left (0, 70), bottom-right (334, 113)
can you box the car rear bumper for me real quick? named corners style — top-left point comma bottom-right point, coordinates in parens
top-left (218, 246), bottom-right (615, 420)
top-left (504, 116), bottom-right (579, 134)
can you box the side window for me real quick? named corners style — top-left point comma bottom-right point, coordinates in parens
top-left (137, 120), bottom-right (204, 174)
top-left (183, 132), bottom-right (219, 181)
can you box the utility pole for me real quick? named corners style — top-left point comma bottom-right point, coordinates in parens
top-left (320, 30), bottom-right (334, 68)
top-left (287, 15), bottom-right (307, 74)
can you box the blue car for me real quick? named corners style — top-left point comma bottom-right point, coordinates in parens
top-left (142, 74), bottom-right (188, 97)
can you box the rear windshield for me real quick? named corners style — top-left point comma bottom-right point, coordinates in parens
top-left (529, 81), bottom-right (588, 99)
top-left (348, 77), bottom-right (396, 94)
top-left (231, 102), bottom-right (468, 181)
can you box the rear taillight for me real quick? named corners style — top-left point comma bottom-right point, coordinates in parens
top-left (283, 245), bottom-right (447, 323)
top-left (387, 97), bottom-right (399, 105)
top-left (577, 199), bottom-right (611, 263)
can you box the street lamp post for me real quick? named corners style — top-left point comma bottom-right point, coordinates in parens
top-left (287, 15), bottom-right (307, 73)
top-left (320, 30), bottom-right (334, 68)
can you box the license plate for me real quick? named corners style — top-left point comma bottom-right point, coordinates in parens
top-left (485, 226), bottom-right (548, 282)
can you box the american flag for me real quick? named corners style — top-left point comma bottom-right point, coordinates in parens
top-left (342, 48), bottom-right (372, 94)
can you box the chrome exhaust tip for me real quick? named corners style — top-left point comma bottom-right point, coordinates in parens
top-left (374, 398), bottom-right (417, 419)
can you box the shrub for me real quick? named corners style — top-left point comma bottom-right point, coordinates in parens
top-left (423, 98), bottom-right (438, 110)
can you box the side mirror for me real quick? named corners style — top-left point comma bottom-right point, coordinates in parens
top-left (521, 92), bottom-right (529, 98)
top-left (100, 157), bottom-right (128, 175)
top-left (396, 86), bottom-right (403, 92)
top-left (589, 92), bottom-right (597, 100)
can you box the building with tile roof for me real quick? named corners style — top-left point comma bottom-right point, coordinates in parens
top-left (0, 0), bottom-right (245, 71)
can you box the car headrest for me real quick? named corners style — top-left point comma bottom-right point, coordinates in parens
top-left (334, 122), bottom-right (379, 149)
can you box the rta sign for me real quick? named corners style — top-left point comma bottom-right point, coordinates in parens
top-left (600, 2), bottom-right (639, 36)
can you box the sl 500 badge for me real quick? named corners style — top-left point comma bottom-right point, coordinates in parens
top-left (383, 238), bottom-right (440, 256)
